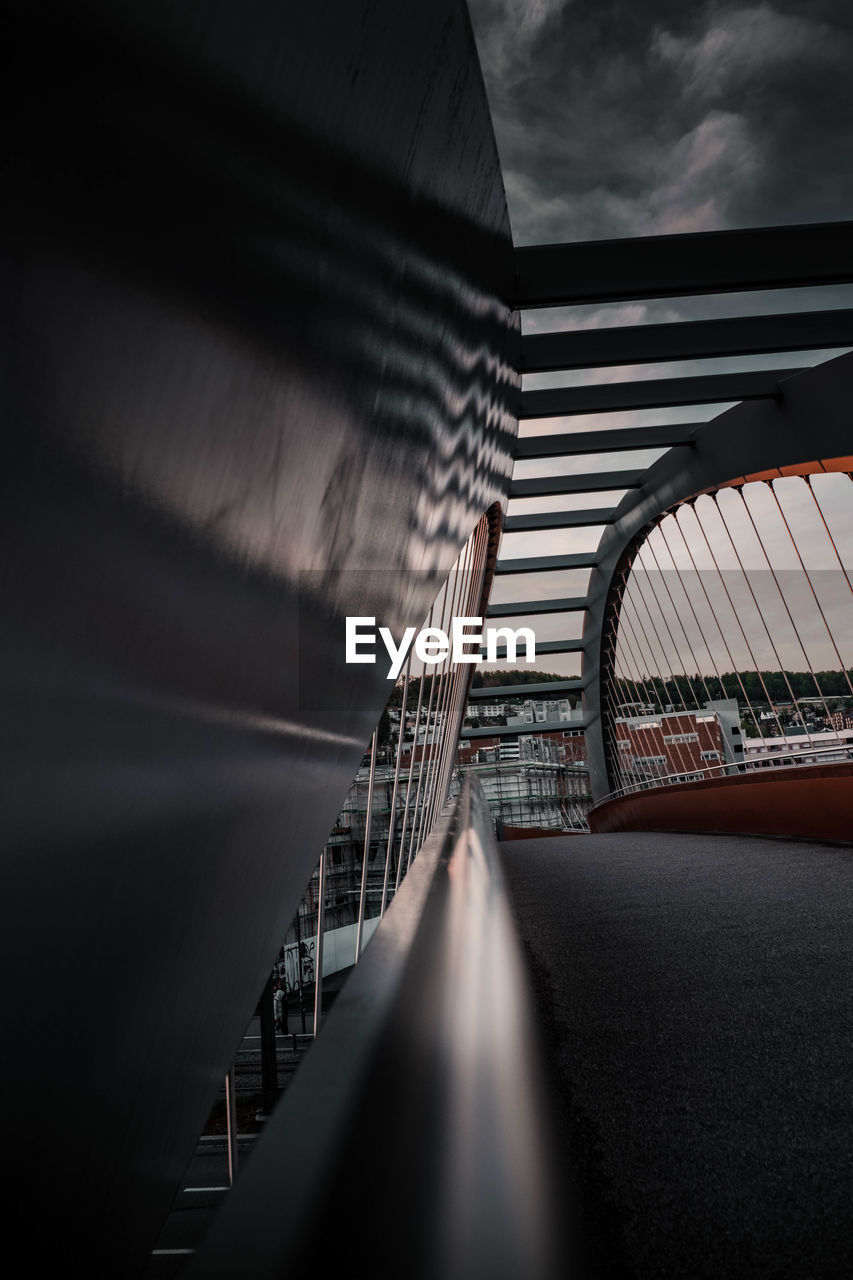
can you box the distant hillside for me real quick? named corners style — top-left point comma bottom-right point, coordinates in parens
top-left (472, 670), bottom-right (566, 688)
top-left (386, 668), bottom-right (568, 706)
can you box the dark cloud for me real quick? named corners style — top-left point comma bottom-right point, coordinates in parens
top-left (467, 1), bottom-right (853, 244)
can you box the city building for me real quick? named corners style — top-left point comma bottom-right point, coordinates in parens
top-left (612, 700), bottom-right (741, 785)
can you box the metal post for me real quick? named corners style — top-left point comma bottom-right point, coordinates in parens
top-left (355, 730), bottom-right (377, 963)
top-left (294, 906), bottom-right (307, 1035)
top-left (313, 851), bottom-right (326, 1036)
top-left (225, 1069), bottom-right (238, 1185)
top-left (381, 652), bottom-right (411, 917)
top-left (396, 603), bottom-right (434, 890)
top-left (259, 970), bottom-right (278, 1119)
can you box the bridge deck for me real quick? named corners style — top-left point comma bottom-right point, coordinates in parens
top-left (498, 831), bottom-right (853, 1280)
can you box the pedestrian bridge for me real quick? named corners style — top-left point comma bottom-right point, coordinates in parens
top-left (498, 828), bottom-right (853, 1279)
top-left (4, 2), bottom-right (852, 1277)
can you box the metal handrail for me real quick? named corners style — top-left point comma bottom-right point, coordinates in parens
top-left (185, 774), bottom-right (569, 1280)
top-left (597, 742), bottom-right (853, 806)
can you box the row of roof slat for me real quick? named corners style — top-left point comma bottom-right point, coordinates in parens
top-left (484, 221), bottom-right (853, 705)
top-left (502, 508), bottom-right (614, 532)
top-left (467, 679), bottom-right (583, 699)
top-left (509, 469), bottom-right (645, 498)
top-left (486, 597), bottom-right (588, 618)
top-left (521, 307), bottom-right (853, 372)
top-left (514, 424), bottom-right (699, 458)
top-left (520, 368), bottom-right (804, 419)
top-left (513, 219), bottom-right (853, 307)
top-left (494, 552), bottom-right (598, 574)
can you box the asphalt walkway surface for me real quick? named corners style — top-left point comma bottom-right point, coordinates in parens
top-left (498, 832), bottom-right (853, 1280)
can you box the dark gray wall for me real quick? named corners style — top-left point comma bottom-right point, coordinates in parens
top-left (1, 3), bottom-right (518, 1273)
top-left (581, 352), bottom-right (853, 800)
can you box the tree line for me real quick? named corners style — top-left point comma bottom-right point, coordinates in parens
top-left (614, 669), bottom-right (853, 706)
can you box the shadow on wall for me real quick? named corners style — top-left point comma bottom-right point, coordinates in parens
top-left (1, 1), bottom-right (518, 1274)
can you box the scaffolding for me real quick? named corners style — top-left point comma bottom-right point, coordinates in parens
top-left (460, 760), bottom-right (592, 833)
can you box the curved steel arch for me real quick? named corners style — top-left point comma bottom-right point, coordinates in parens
top-left (580, 349), bottom-right (853, 802)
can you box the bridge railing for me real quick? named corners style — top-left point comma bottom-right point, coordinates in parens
top-left (279, 507), bottom-right (502, 1029)
top-left (185, 771), bottom-right (569, 1280)
top-left (200, 506), bottom-right (506, 1199)
top-left (597, 741), bottom-right (853, 806)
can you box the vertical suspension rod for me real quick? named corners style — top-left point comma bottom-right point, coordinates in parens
top-left (632, 543), bottom-right (701, 722)
top-left (610, 585), bottom-right (670, 781)
top-left (598, 621), bottom-right (634, 794)
top-left (768, 480), bottom-right (853, 700)
top-left (806, 473), bottom-right (853, 597)
top-left (406, 581), bottom-right (448, 869)
top-left (418, 563), bottom-right (458, 847)
top-left (690, 497), bottom-right (785, 741)
top-left (354, 728), bottom-right (378, 963)
top-left (618, 588), bottom-right (694, 780)
top-left (395, 601), bottom-right (433, 890)
top-left (681, 500), bottom-right (767, 739)
top-left (712, 491), bottom-right (814, 747)
top-left (644, 529), bottom-right (716, 709)
top-left (626, 576), bottom-right (698, 782)
top-left (427, 532), bottom-right (473, 832)
top-left (380, 649), bottom-right (411, 918)
top-left (735, 486), bottom-right (831, 735)
top-left (432, 521), bottom-right (477, 824)
top-left (436, 524), bottom-right (482, 810)
top-left (658, 515), bottom-right (732, 709)
top-left (313, 850), bottom-right (326, 1036)
top-left (603, 566), bottom-right (648, 790)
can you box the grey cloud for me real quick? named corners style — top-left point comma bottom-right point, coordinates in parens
top-left (467, 0), bottom-right (853, 244)
top-left (652, 5), bottom-right (841, 101)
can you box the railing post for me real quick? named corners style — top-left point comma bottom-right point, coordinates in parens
top-left (259, 970), bottom-right (278, 1120)
top-left (224, 1069), bottom-right (238, 1185)
top-left (313, 850), bottom-right (326, 1036)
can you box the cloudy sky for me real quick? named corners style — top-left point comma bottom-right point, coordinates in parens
top-left (467, 0), bottom-right (853, 245)
top-left (463, 2), bottom-right (853, 678)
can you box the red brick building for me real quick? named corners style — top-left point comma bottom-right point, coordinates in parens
top-left (614, 711), bottom-right (726, 783)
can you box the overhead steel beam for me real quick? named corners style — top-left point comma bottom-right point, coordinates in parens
top-left (486, 597), bottom-right (589, 617)
top-left (461, 720), bottom-right (591, 738)
top-left (510, 470), bottom-right (645, 498)
top-left (515, 424), bottom-right (699, 458)
top-left (503, 509), bottom-right (614, 532)
top-left (514, 220), bottom-right (853, 308)
top-left (520, 368), bottom-right (803, 419)
top-left (481, 638), bottom-right (585, 659)
top-left (521, 308), bottom-right (853, 372)
top-left (468, 679), bottom-right (583, 698)
top-left (495, 552), bottom-right (598, 574)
